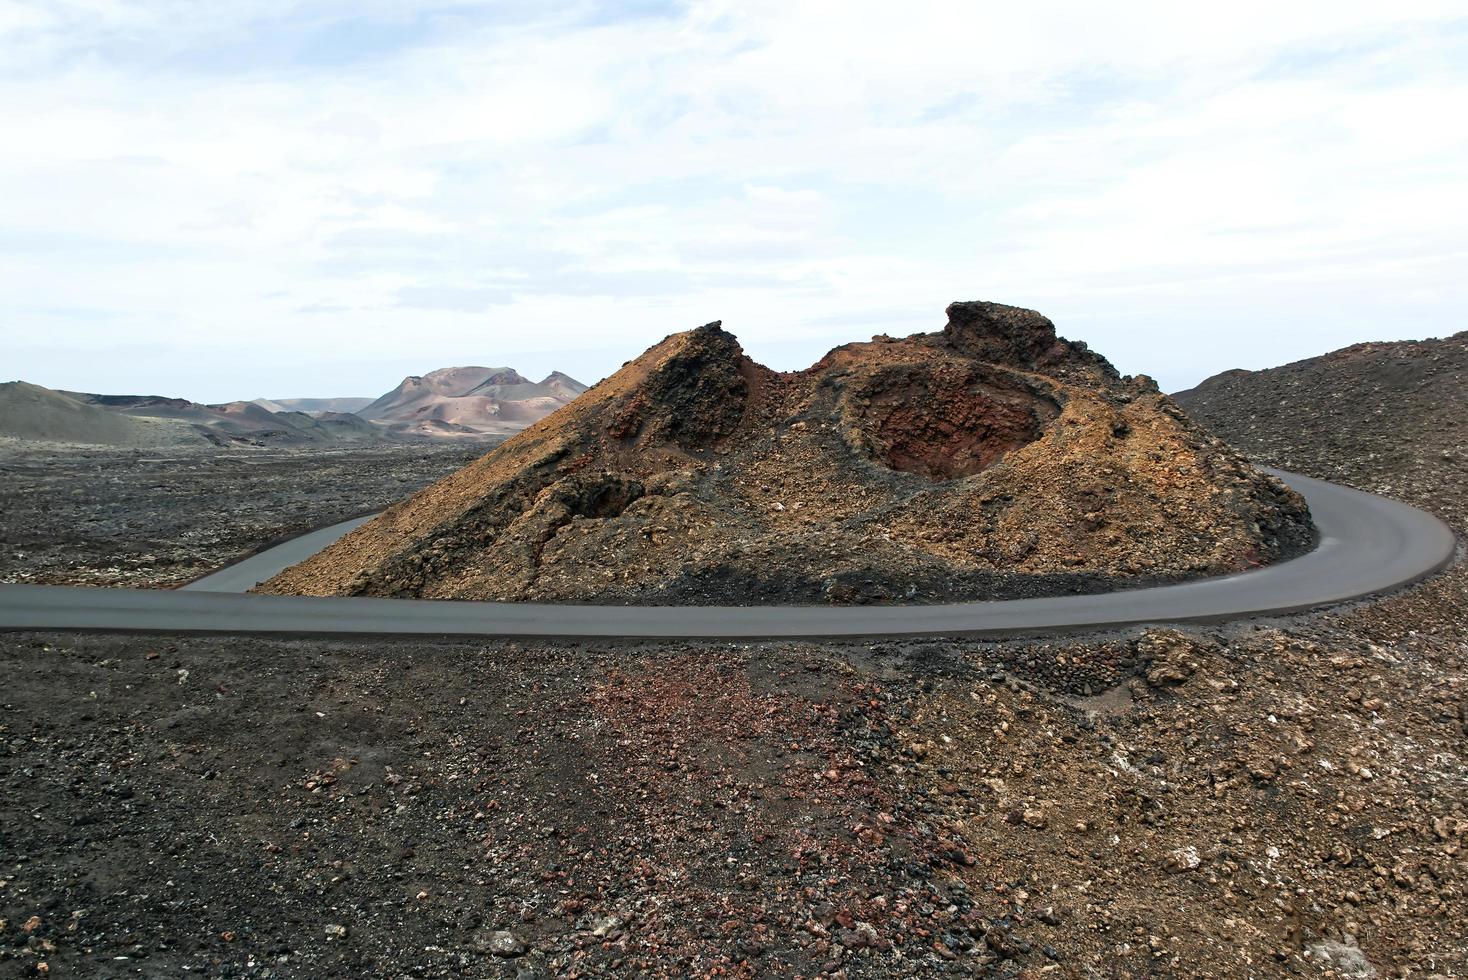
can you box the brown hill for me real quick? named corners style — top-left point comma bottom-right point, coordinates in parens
top-left (258, 301), bottom-right (1314, 604)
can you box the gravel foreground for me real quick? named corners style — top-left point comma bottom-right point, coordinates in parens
top-left (3, 550), bottom-right (1466, 980)
top-left (2, 592), bottom-right (1464, 979)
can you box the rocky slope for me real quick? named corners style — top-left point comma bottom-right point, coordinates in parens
top-left (1174, 330), bottom-right (1468, 529)
top-left (260, 301), bottom-right (1313, 604)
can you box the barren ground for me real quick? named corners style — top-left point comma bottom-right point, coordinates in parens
top-left (0, 441), bottom-right (490, 588)
top-left (0, 390), bottom-right (1464, 977)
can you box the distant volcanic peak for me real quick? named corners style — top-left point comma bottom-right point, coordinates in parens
top-left (213, 400), bottom-right (275, 417)
top-left (477, 368), bottom-right (530, 387)
top-left (462, 368), bottom-right (587, 404)
top-left (354, 363), bottom-right (588, 437)
top-left (462, 372), bottom-right (541, 399)
top-left (70, 392), bottom-right (194, 410)
top-left (404, 366), bottom-right (510, 396)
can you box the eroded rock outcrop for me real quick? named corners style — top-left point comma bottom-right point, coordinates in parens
top-left (258, 301), bottom-right (1315, 604)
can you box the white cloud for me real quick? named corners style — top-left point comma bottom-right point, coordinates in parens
top-left (0, 0), bottom-right (1465, 399)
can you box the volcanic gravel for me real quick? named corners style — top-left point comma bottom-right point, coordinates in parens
top-left (1174, 329), bottom-right (1468, 531)
top-left (0, 441), bottom-right (491, 588)
top-left (3, 587), bottom-right (1465, 978)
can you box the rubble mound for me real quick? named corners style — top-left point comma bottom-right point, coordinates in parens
top-left (259, 301), bottom-right (1315, 604)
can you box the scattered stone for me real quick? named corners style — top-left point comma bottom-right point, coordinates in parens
top-left (591, 915), bottom-right (624, 938)
top-left (1163, 846), bottom-right (1202, 873)
top-left (483, 930), bottom-right (527, 957)
top-left (1306, 940), bottom-right (1378, 978)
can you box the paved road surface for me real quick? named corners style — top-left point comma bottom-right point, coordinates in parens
top-left (182, 514), bottom-right (375, 593)
top-left (0, 471), bottom-right (1455, 639)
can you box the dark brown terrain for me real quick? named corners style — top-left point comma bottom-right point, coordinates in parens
top-left (1173, 330), bottom-right (1468, 530)
top-left (0, 442), bottom-right (490, 588)
top-left (260, 303), bottom-right (1313, 605)
top-left (0, 330), bottom-right (1463, 978)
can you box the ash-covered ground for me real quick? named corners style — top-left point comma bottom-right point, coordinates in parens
top-left (0, 441), bottom-right (491, 588)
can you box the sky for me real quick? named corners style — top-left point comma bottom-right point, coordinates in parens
top-left (1, 0), bottom-right (1466, 403)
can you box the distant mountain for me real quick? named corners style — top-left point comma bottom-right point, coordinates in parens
top-left (356, 366), bottom-right (588, 437)
top-left (0, 382), bottom-right (389, 448)
top-left (1, 365), bottom-right (589, 448)
top-left (251, 396), bottom-right (375, 415)
top-left (206, 401), bottom-right (384, 445)
top-left (0, 381), bottom-right (190, 447)
top-left (462, 369), bottom-right (586, 402)
top-left (356, 366), bottom-right (513, 421)
top-left (61, 391), bottom-right (378, 446)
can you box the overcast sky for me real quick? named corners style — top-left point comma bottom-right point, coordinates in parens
top-left (2, 1), bottom-right (1465, 402)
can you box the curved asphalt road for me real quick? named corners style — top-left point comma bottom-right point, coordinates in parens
top-left (181, 514), bottom-right (376, 594)
top-left (0, 470), bottom-right (1455, 639)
